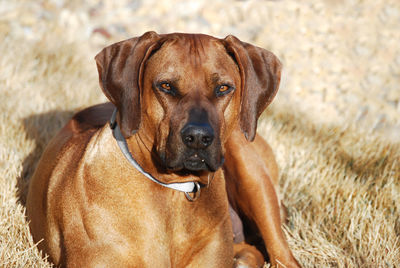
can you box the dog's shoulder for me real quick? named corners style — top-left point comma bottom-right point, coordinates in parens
top-left (36, 102), bottom-right (114, 178)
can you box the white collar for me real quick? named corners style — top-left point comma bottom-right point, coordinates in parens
top-left (110, 108), bottom-right (201, 201)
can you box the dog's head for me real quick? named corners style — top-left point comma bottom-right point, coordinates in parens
top-left (95, 32), bottom-right (281, 173)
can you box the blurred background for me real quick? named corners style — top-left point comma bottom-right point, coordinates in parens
top-left (2, 0), bottom-right (399, 139)
top-left (1, 0), bottom-right (399, 267)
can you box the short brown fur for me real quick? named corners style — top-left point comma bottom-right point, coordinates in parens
top-left (26, 32), bottom-right (299, 267)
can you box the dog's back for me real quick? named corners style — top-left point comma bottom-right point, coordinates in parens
top-left (68, 102), bottom-right (114, 134)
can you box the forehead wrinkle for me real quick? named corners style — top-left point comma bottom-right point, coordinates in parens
top-left (188, 34), bottom-right (207, 68)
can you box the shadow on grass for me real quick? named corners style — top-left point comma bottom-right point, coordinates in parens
top-left (262, 105), bottom-right (399, 182)
top-left (17, 109), bottom-right (75, 205)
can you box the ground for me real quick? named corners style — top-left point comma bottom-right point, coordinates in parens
top-left (0, 0), bottom-right (399, 267)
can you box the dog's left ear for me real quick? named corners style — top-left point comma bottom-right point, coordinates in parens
top-left (223, 35), bottom-right (282, 142)
top-left (95, 31), bottom-right (161, 138)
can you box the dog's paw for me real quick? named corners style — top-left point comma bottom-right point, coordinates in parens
top-left (233, 243), bottom-right (264, 268)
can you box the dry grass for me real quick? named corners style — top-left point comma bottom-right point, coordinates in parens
top-left (259, 106), bottom-right (400, 267)
top-left (1, 0), bottom-right (399, 267)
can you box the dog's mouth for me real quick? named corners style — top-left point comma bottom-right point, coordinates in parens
top-left (183, 153), bottom-right (209, 171)
top-left (163, 150), bottom-right (224, 173)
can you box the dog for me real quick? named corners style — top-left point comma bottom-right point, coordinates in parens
top-left (26, 32), bottom-right (300, 267)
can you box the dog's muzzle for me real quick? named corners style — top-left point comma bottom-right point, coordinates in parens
top-left (164, 107), bottom-right (224, 172)
top-left (180, 122), bottom-right (215, 171)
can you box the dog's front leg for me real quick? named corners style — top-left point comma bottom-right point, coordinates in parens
top-left (224, 130), bottom-right (300, 268)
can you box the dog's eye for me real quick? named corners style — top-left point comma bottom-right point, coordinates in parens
top-left (156, 82), bottom-right (176, 96)
top-left (160, 82), bottom-right (171, 91)
top-left (219, 85), bottom-right (229, 92)
top-left (215, 84), bottom-right (234, 97)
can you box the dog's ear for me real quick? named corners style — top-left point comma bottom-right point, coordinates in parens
top-left (223, 35), bottom-right (282, 142)
top-left (95, 31), bottom-right (161, 137)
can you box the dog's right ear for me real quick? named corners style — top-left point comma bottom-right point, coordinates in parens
top-left (95, 31), bottom-right (161, 138)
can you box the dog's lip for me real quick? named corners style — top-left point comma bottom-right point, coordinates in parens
top-left (163, 150), bottom-right (224, 173)
top-left (183, 158), bottom-right (208, 171)
top-left (180, 153), bottom-right (209, 171)
top-left (187, 153), bottom-right (205, 162)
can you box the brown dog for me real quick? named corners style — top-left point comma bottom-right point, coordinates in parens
top-left (26, 32), bottom-right (300, 267)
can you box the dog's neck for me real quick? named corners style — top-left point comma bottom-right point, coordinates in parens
top-left (110, 110), bottom-right (213, 196)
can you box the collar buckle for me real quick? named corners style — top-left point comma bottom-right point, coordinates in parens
top-left (184, 182), bottom-right (201, 202)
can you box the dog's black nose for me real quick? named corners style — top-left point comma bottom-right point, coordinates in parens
top-left (181, 123), bottom-right (214, 149)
